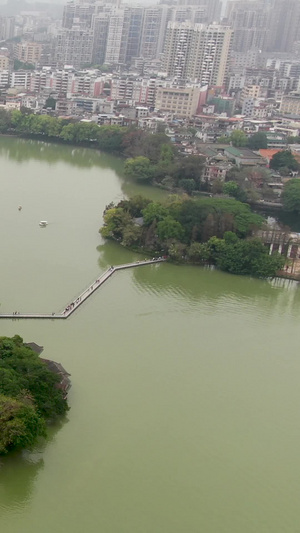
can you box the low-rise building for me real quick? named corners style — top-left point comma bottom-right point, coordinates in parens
top-left (281, 93), bottom-right (300, 116)
top-left (10, 70), bottom-right (31, 89)
top-left (155, 86), bottom-right (201, 118)
top-left (0, 97), bottom-right (21, 110)
top-left (0, 54), bottom-right (10, 71)
top-left (224, 146), bottom-right (264, 167)
top-left (239, 85), bottom-right (260, 106)
top-left (14, 42), bottom-right (42, 66)
top-left (259, 148), bottom-right (282, 165)
top-left (0, 70), bottom-right (10, 88)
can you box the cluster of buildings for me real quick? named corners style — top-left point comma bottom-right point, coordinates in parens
top-left (226, 0), bottom-right (300, 54)
top-left (56, 0), bottom-right (223, 69)
top-left (0, 0), bottom-right (300, 180)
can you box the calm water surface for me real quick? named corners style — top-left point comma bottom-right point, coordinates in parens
top-left (0, 137), bottom-right (300, 533)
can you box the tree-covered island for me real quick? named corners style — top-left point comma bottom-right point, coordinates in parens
top-left (0, 336), bottom-right (69, 454)
top-left (100, 195), bottom-right (285, 278)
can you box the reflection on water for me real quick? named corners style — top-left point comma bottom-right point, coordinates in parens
top-left (0, 136), bottom-right (168, 203)
top-left (0, 452), bottom-right (44, 512)
top-left (96, 242), bottom-right (145, 269)
top-left (0, 417), bottom-right (68, 514)
top-left (133, 264), bottom-right (300, 318)
top-left (0, 137), bottom-right (125, 172)
top-left (97, 241), bottom-right (300, 318)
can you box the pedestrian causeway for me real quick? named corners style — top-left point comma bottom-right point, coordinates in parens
top-left (1, 259), bottom-right (165, 320)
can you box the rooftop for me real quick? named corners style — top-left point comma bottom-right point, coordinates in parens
top-left (259, 148), bottom-right (282, 160)
top-left (225, 147), bottom-right (262, 159)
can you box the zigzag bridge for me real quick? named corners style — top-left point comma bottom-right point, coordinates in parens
top-left (1, 259), bottom-right (165, 320)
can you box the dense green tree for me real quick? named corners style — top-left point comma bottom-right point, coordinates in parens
top-left (187, 242), bottom-right (210, 263)
top-left (60, 122), bottom-right (99, 143)
top-left (122, 224), bottom-right (142, 246)
top-left (102, 195), bottom-right (263, 247)
top-left (282, 179), bottom-right (300, 214)
top-left (178, 178), bottom-right (196, 194)
top-left (224, 166), bottom-right (273, 203)
top-left (124, 156), bottom-right (153, 182)
top-left (96, 125), bottom-right (126, 152)
top-left (217, 135), bottom-right (230, 144)
top-left (59, 123), bottom-right (75, 142)
top-left (0, 341), bottom-right (68, 419)
top-left (47, 117), bottom-right (64, 138)
top-left (0, 336), bottom-right (69, 454)
top-left (159, 143), bottom-right (175, 166)
top-left (0, 394), bottom-right (46, 454)
top-left (44, 97), bottom-right (56, 110)
top-left (142, 202), bottom-right (168, 226)
top-left (223, 181), bottom-right (239, 197)
top-left (270, 150), bottom-right (299, 171)
top-left (141, 133), bottom-right (171, 164)
top-left (157, 216), bottom-right (184, 242)
top-left (211, 179), bottom-right (224, 194)
top-left (0, 108), bottom-right (11, 132)
top-left (174, 155), bottom-right (205, 189)
top-left (173, 197), bottom-right (262, 240)
top-left (168, 241), bottom-right (187, 261)
top-left (207, 236), bottom-right (284, 278)
top-left (247, 132), bottom-right (268, 150)
top-left (121, 128), bottom-right (146, 158)
top-left (100, 207), bottom-right (131, 239)
top-left (117, 195), bottom-right (151, 217)
top-left (230, 130), bottom-right (248, 147)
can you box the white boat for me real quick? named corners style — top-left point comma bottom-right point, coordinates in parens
top-left (39, 221), bottom-right (48, 227)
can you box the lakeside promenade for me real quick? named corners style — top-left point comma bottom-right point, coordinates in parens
top-left (1, 259), bottom-right (165, 320)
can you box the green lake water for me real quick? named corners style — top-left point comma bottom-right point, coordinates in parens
top-left (0, 137), bottom-right (300, 533)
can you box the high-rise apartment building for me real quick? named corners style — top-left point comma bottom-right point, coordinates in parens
top-left (266, 0), bottom-right (300, 52)
top-left (0, 17), bottom-right (15, 40)
top-left (171, 0), bottom-right (221, 23)
top-left (163, 22), bottom-right (233, 86)
top-left (226, 0), bottom-right (269, 53)
top-left (55, 26), bottom-right (93, 69)
top-left (104, 8), bottom-right (126, 64)
top-left (58, 0), bottom-right (225, 69)
top-left (124, 7), bottom-right (144, 63)
top-left (139, 6), bottom-right (169, 59)
top-left (91, 13), bottom-right (110, 65)
top-left (226, 0), bottom-right (300, 53)
top-left (168, 6), bottom-right (205, 24)
top-left (62, 1), bottom-right (98, 29)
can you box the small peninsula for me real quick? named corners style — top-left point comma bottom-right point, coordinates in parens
top-left (100, 195), bottom-right (285, 278)
top-left (0, 335), bottom-right (70, 454)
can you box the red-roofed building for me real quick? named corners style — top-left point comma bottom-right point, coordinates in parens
top-left (259, 148), bottom-right (282, 165)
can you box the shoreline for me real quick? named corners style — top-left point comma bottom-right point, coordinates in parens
top-left (105, 238), bottom-right (299, 282)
